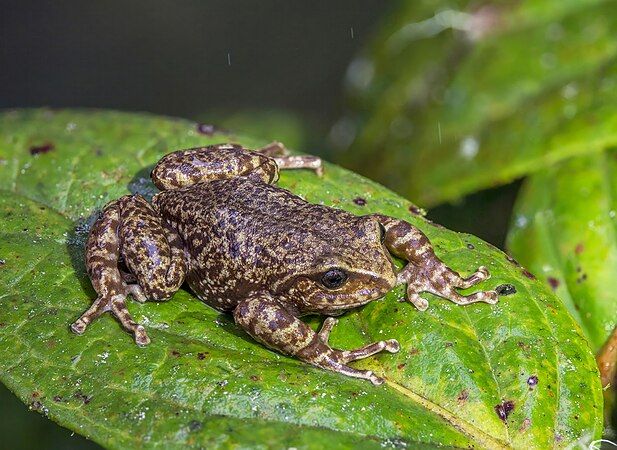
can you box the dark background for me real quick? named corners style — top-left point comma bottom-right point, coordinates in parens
top-left (0, 2), bottom-right (516, 449)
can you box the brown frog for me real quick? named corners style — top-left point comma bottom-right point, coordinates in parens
top-left (71, 143), bottom-right (498, 385)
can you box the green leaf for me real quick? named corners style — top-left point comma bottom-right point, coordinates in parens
top-left (506, 151), bottom-right (617, 353)
top-left (0, 109), bottom-right (604, 449)
top-left (338, 0), bottom-right (617, 206)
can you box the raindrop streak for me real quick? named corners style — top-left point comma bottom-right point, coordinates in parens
top-left (227, 52), bottom-right (231, 66)
top-left (437, 121), bottom-right (442, 144)
top-left (350, 27), bottom-right (354, 39)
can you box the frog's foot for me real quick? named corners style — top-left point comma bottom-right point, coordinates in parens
top-left (314, 318), bottom-right (400, 386)
top-left (256, 141), bottom-right (323, 177)
top-left (398, 264), bottom-right (498, 312)
top-left (70, 294), bottom-right (150, 346)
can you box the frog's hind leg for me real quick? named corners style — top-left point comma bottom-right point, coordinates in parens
top-left (256, 142), bottom-right (323, 176)
top-left (70, 199), bottom-right (150, 346)
top-left (71, 195), bottom-right (187, 346)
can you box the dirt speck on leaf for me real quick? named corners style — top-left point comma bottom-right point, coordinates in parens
top-left (457, 389), bottom-right (469, 404)
top-left (547, 277), bottom-right (560, 290)
top-left (494, 400), bottom-right (515, 422)
top-left (29, 142), bottom-right (55, 155)
top-left (496, 284), bottom-right (517, 296)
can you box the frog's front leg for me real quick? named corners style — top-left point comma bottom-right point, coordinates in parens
top-left (71, 195), bottom-right (187, 345)
top-left (233, 293), bottom-right (399, 385)
top-left (373, 214), bottom-right (498, 311)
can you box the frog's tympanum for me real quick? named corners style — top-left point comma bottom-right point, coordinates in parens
top-left (71, 143), bottom-right (498, 385)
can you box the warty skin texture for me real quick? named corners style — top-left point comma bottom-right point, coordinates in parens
top-left (71, 143), bottom-right (498, 384)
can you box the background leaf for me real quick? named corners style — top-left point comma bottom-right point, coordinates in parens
top-left (336, 0), bottom-right (617, 207)
top-left (507, 152), bottom-right (617, 353)
top-left (0, 109), bottom-right (604, 449)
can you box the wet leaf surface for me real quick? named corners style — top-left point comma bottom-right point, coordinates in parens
top-left (0, 109), bottom-right (604, 448)
top-left (339, 0), bottom-right (617, 206)
top-left (507, 152), bottom-right (617, 353)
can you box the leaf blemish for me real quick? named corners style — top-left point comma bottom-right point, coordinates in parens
top-left (353, 197), bottom-right (367, 206)
top-left (521, 269), bottom-right (536, 280)
top-left (196, 123), bottom-right (223, 136)
top-left (527, 375), bottom-right (538, 389)
top-left (466, 243), bottom-right (475, 250)
top-left (495, 284), bottom-right (516, 296)
top-left (547, 277), bottom-right (560, 290)
top-left (170, 349), bottom-right (181, 357)
top-left (29, 142), bottom-right (55, 155)
top-left (457, 389), bottom-right (469, 404)
top-left (494, 400), bottom-right (515, 422)
top-left (188, 420), bottom-right (203, 432)
top-left (73, 391), bottom-right (92, 405)
top-left (575, 243), bottom-right (584, 254)
top-left (196, 352), bottom-right (208, 360)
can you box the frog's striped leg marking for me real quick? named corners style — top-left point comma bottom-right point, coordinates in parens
top-left (71, 199), bottom-right (150, 345)
top-left (256, 141), bottom-right (323, 177)
top-left (233, 293), bottom-right (399, 385)
top-left (151, 142), bottom-right (322, 191)
top-left (151, 144), bottom-right (281, 189)
top-left (372, 214), bottom-right (498, 311)
top-left (71, 195), bottom-right (187, 346)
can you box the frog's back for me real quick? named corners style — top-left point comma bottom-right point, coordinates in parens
top-left (152, 177), bottom-right (361, 309)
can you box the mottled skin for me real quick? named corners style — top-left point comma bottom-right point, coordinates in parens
top-left (71, 142), bottom-right (498, 385)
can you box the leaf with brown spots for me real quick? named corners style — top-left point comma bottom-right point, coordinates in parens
top-left (507, 152), bottom-right (617, 354)
top-left (0, 109), bottom-right (603, 449)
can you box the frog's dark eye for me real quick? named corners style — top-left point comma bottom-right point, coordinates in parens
top-left (378, 223), bottom-right (386, 243)
top-left (321, 268), bottom-right (348, 289)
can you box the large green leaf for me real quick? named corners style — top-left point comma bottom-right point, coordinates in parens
top-left (0, 109), bottom-right (604, 449)
top-left (507, 152), bottom-right (617, 353)
top-left (337, 0), bottom-right (617, 206)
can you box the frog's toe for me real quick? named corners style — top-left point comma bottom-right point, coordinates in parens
top-left (70, 319), bottom-right (88, 335)
top-left (133, 325), bottom-right (151, 346)
top-left (385, 339), bottom-right (400, 353)
top-left (126, 284), bottom-right (147, 303)
top-left (368, 372), bottom-right (385, 386)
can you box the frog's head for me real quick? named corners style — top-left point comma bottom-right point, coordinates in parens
top-left (275, 215), bottom-right (397, 314)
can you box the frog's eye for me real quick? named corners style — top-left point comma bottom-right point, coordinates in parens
top-left (321, 268), bottom-right (348, 289)
top-left (378, 223), bottom-right (387, 244)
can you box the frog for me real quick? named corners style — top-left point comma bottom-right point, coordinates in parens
top-left (70, 142), bottom-right (498, 385)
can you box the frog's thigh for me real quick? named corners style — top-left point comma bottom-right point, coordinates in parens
top-left (119, 195), bottom-right (186, 301)
top-left (71, 197), bottom-right (149, 345)
top-left (151, 144), bottom-right (279, 189)
top-left (233, 293), bottom-right (398, 385)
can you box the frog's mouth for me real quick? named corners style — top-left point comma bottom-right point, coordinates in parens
top-left (283, 271), bottom-right (395, 314)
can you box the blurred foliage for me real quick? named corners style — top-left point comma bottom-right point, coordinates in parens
top-left (337, 0), bottom-right (617, 207)
top-left (507, 153), bottom-right (617, 353)
top-left (196, 109), bottom-right (323, 154)
top-left (0, 109), bottom-right (604, 448)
